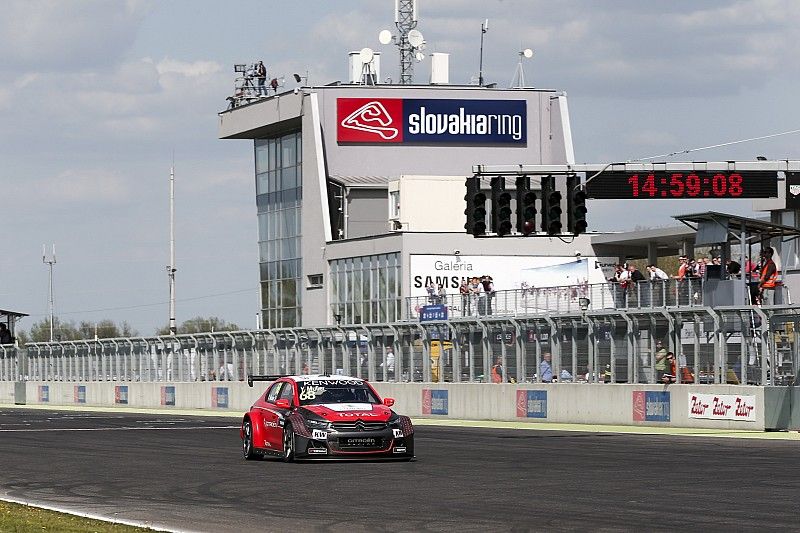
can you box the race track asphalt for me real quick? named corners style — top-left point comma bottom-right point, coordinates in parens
top-left (0, 408), bottom-right (797, 532)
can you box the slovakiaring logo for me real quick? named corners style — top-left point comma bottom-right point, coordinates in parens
top-left (337, 98), bottom-right (526, 144)
top-left (338, 98), bottom-right (403, 143)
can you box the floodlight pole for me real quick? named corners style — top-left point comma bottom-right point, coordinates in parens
top-left (42, 244), bottom-right (56, 342)
top-left (478, 19), bottom-right (489, 87)
top-left (168, 165), bottom-right (177, 335)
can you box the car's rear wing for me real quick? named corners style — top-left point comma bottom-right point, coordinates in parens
top-left (247, 374), bottom-right (288, 387)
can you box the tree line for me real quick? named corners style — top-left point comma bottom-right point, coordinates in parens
top-left (17, 316), bottom-right (241, 344)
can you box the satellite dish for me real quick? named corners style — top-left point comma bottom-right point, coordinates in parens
top-left (379, 29), bottom-right (393, 45)
top-left (523, 48), bottom-right (534, 59)
top-left (415, 51), bottom-right (425, 61)
top-left (408, 29), bottom-right (424, 48)
top-left (359, 47), bottom-right (374, 64)
top-left (293, 73), bottom-right (302, 83)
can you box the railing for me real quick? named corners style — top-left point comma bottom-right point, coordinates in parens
top-left (4, 305), bottom-right (798, 387)
top-left (406, 279), bottom-right (706, 320)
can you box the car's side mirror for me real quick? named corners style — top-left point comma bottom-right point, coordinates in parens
top-left (275, 398), bottom-right (291, 409)
top-left (383, 398), bottom-right (395, 407)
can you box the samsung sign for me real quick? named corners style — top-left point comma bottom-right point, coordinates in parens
top-left (337, 98), bottom-right (526, 145)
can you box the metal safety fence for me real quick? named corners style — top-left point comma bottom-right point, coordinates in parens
top-left (406, 279), bottom-right (706, 320)
top-left (2, 305), bottom-right (798, 387)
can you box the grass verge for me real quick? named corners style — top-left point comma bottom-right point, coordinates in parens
top-left (0, 500), bottom-right (155, 532)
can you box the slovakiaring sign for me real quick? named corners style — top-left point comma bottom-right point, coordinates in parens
top-left (337, 98), bottom-right (526, 144)
top-left (688, 392), bottom-right (757, 422)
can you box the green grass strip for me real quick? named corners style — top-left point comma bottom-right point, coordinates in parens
top-left (0, 499), bottom-right (156, 532)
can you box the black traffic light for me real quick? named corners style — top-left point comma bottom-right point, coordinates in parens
top-left (567, 174), bottom-right (588, 235)
top-left (515, 176), bottom-right (537, 235)
top-left (540, 175), bottom-right (562, 235)
top-left (464, 177), bottom-right (487, 236)
top-left (491, 177), bottom-right (513, 236)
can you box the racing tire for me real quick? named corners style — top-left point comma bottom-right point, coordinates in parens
top-left (242, 420), bottom-right (259, 461)
top-left (282, 423), bottom-right (295, 463)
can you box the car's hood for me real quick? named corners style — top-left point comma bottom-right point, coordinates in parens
top-left (302, 403), bottom-right (393, 422)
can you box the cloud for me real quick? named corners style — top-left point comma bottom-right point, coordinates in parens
top-left (0, 0), bottom-right (153, 73)
top-left (38, 168), bottom-right (131, 203)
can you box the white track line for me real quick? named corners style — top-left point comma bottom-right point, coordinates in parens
top-left (0, 495), bottom-right (189, 532)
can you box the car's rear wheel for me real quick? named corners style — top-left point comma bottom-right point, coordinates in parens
top-left (242, 420), bottom-right (259, 460)
top-left (282, 423), bottom-right (295, 463)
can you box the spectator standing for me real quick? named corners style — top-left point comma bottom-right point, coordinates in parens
top-left (674, 256), bottom-right (688, 279)
top-left (609, 264), bottom-right (626, 307)
top-left (459, 279), bottom-right (470, 316)
top-left (469, 276), bottom-right (482, 317)
top-left (758, 247), bottom-right (778, 305)
top-left (380, 347), bottom-right (395, 380)
top-left (426, 281), bottom-right (436, 304)
top-left (491, 356), bottom-right (503, 383)
top-left (628, 264), bottom-right (646, 305)
top-left (481, 275), bottom-right (495, 315)
top-left (654, 346), bottom-right (668, 382)
top-left (255, 60), bottom-right (267, 96)
top-left (662, 352), bottom-right (677, 383)
top-left (648, 264), bottom-right (669, 281)
top-left (539, 352), bottom-right (553, 382)
top-left (437, 284), bottom-right (447, 306)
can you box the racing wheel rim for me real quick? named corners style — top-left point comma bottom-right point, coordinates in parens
top-left (243, 421), bottom-right (253, 458)
top-left (282, 424), bottom-right (294, 462)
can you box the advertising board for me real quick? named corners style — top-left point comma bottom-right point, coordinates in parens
top-left (516, 390), bottom-right (547, 418)
top-left (632, 391), bottom-right (671, 422)
top-left (422, 389), bottom-right (448, 415)
top-left (688, 392), bottom-right (756, 421)
top-left (409, 255), bottom-right (611, 296)
top-left (337, 98), bottom-right (526, 145)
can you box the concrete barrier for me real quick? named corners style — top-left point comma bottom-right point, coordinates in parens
top-left (3, 381), bottom-right (787, 431)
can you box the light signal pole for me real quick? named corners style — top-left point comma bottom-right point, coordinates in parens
top-left (167, 166), bottom-right (177, 335)
top-left (42, 244), bottom-right (56, 342)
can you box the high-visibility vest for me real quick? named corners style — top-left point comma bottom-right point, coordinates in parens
top-left (491, 364), bottom-right (502, 383)
top-left (761, 259), bottom-right (778, 288)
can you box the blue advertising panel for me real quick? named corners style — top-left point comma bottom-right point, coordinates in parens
top-left (517, 390), bottom-right (547, 418)
top-left (403, 99), bottom-right (526, 145)
top-left (645, 391), bottom-right (670, 422)
top-left (420, 304), bottom-right (448, 322)
top-left (423, 389), bottom-right (449, 415)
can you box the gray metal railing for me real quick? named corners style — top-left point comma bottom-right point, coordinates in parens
top-left (407, 279), bottom-right (705, 319)
top-left (5, 305), bottom-right (799, 387)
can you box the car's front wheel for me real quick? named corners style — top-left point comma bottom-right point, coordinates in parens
top-left (242, 420), bottom-right (259, 460)
top-left (282, 423), bottom-right (295, 463)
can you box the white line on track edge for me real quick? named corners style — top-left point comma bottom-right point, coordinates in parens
top-left (0, 494), bottom-right (193, 532)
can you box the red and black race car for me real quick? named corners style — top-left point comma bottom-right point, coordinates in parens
top-left (241, 374), bottom-right (415, 461)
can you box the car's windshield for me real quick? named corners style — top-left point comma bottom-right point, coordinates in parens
top-left (297, 380), bottom-right (379, 406)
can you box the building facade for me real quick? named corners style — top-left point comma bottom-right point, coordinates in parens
top-left (220, 84), bottom-right (582, 328)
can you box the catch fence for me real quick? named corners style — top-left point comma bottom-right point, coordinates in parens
top-left (2, 305), bottom-right (798, 388)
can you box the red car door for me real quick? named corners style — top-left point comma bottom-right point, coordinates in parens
top-left (276, 381), bottom-right (296, 447)
top-left (258, 382), bottom-right (284, 450)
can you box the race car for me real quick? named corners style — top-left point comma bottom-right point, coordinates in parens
top-left (241, 374), bottom-right (415, 461)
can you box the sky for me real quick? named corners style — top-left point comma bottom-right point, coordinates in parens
top-left (2, 0), bottom-right (799, 335)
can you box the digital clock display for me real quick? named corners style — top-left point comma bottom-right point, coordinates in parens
top-left (585, 171), bottom-right (779, 199)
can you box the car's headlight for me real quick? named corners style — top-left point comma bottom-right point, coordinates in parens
top-left (305, 418), bottom-right (331, 430)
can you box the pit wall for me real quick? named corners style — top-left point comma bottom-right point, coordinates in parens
top-left (3, 381), bottom-right (792, 431)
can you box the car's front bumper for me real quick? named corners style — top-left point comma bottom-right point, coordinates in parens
top-left (295, 428), bottom-right (414, 459)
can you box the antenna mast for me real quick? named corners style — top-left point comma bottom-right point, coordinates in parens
top-left (42, 244), bottom-right (56, 342)
top-left (395, 0), bottom-right (418, 84)
top-left (167, 165), bottom-right (177, 334)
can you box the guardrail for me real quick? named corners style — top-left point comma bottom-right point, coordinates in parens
top-left (4, 305), bottom-right (798, 388)
top-left (406, 279), bottom-right (705, 319)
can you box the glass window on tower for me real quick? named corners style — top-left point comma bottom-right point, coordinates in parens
top-left (255, 131), bottom-right (303, 329)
